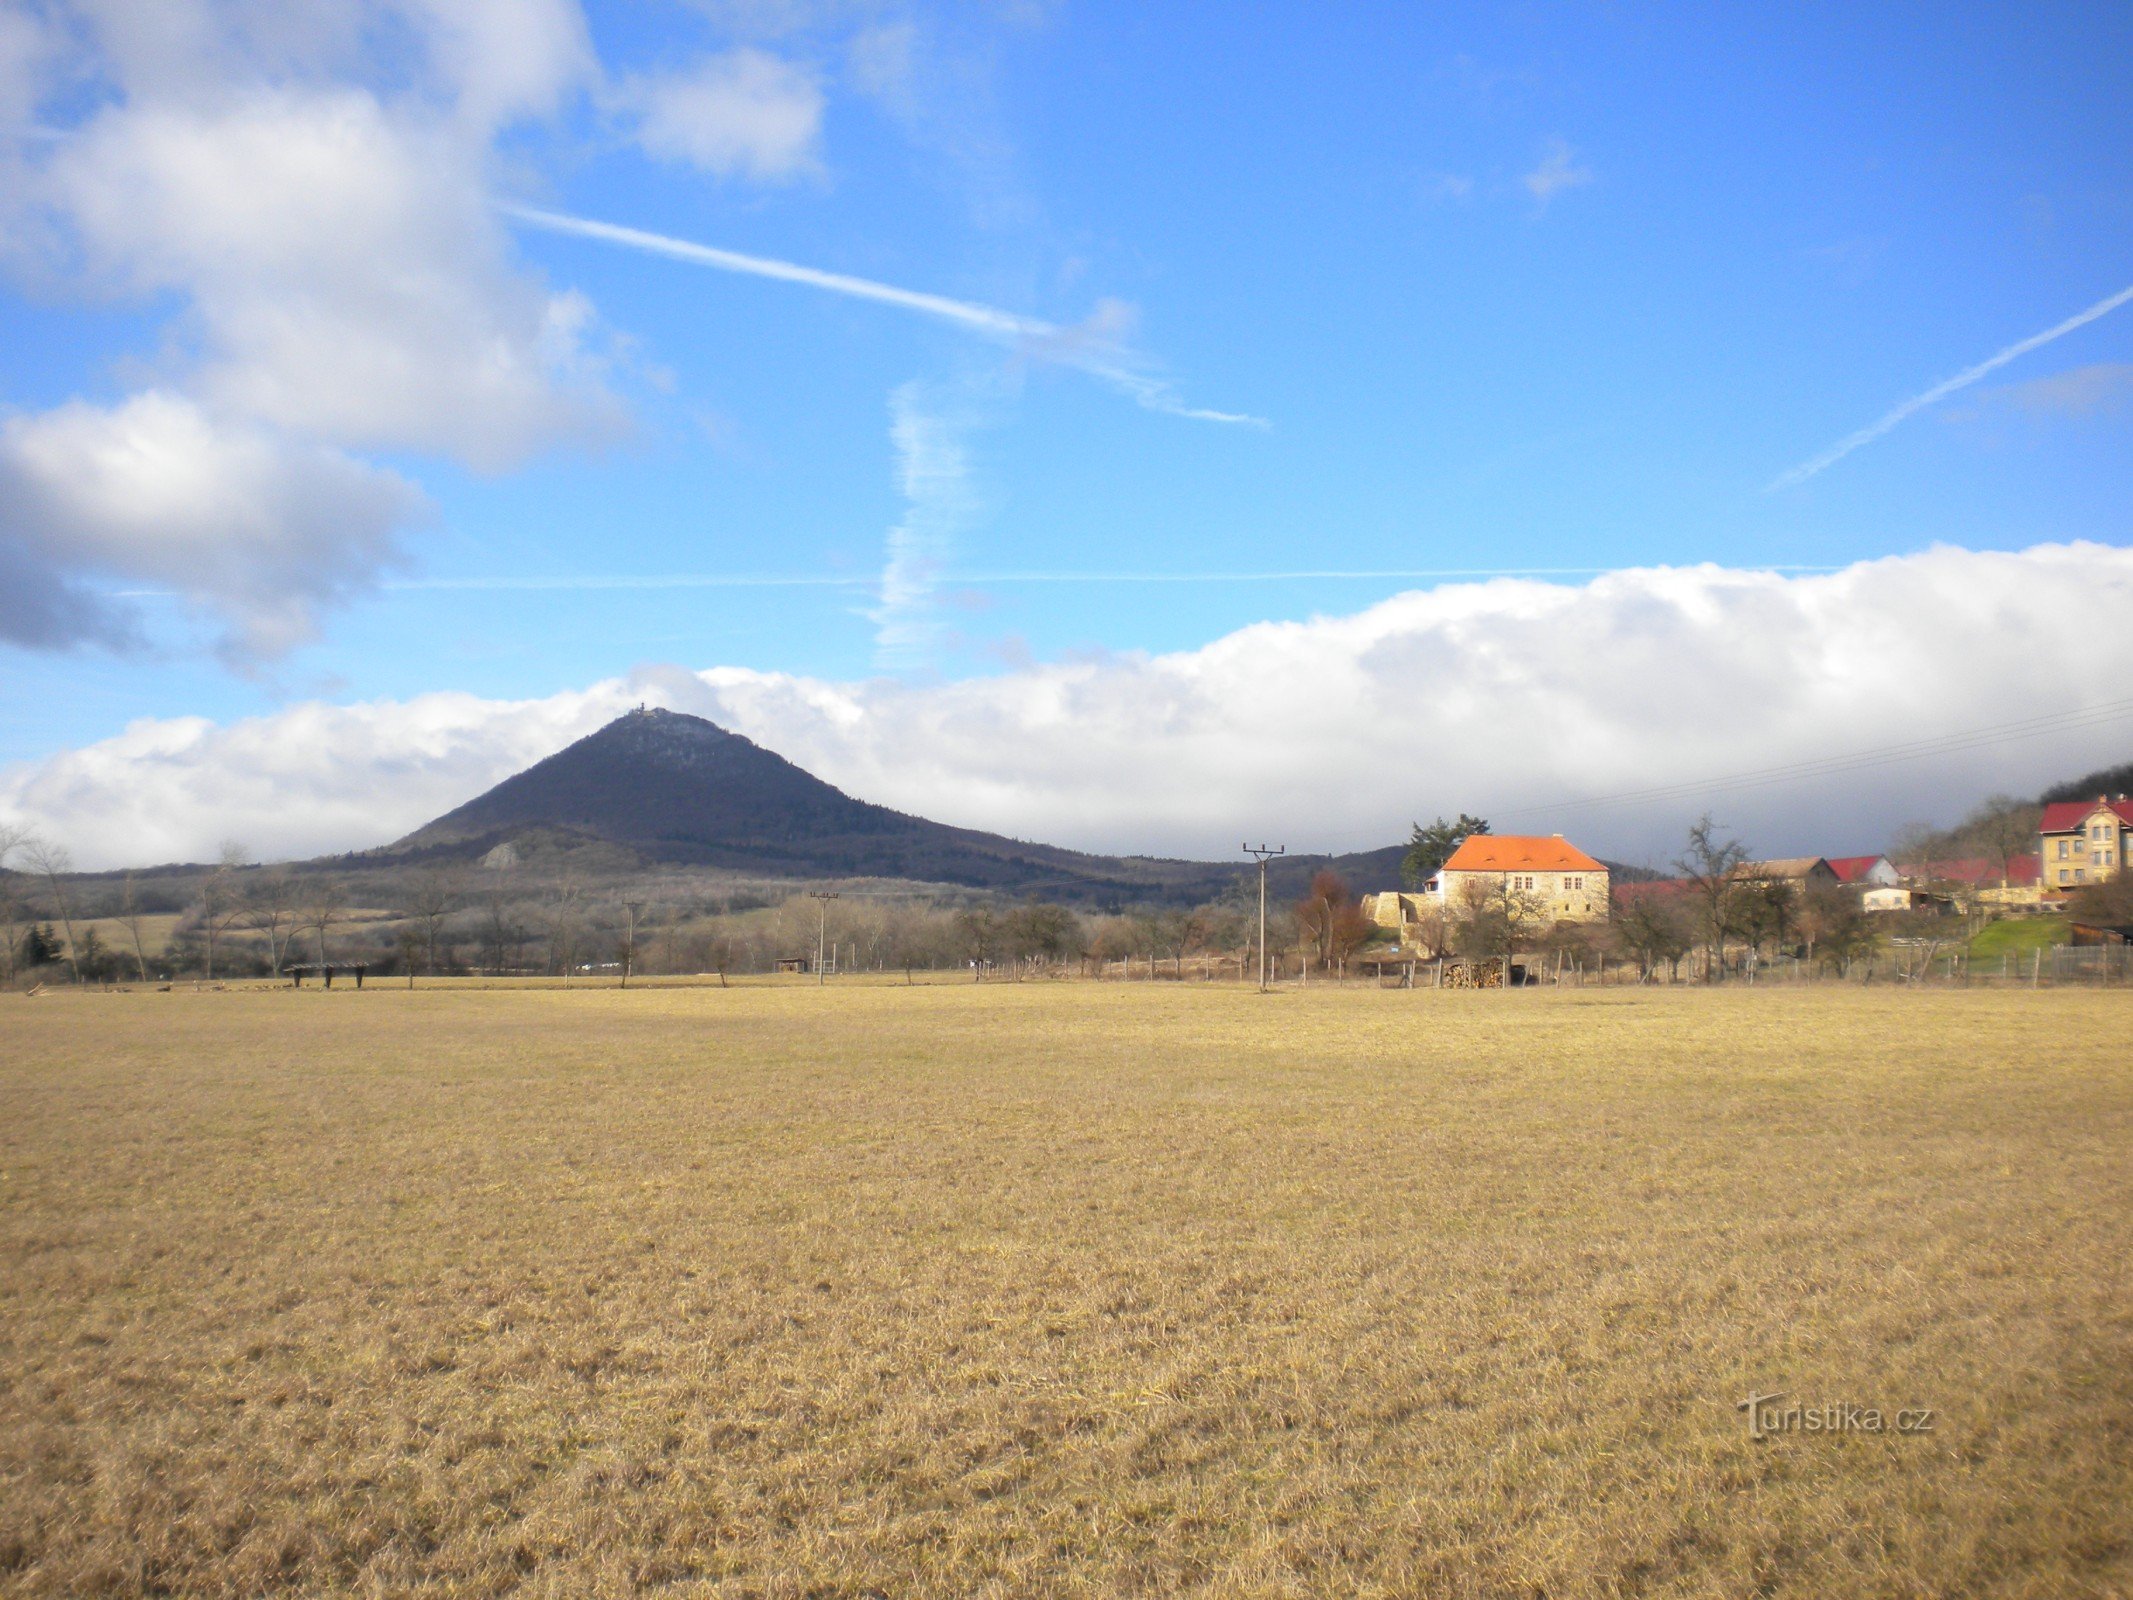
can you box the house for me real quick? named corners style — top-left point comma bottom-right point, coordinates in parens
top-left (1862, 886), bottom-right (1957, 915)
top-left (1422, 834), bottom-right (1611, 922)
top-left (1363, 834), bottom-right (1610, 947)
top-left (2038, 795), bottom-right (2133, 893)
top-left (1730, 857), bottom-right (1840, 889)
top-left (1826, 854), bottom-right (1900, 886)
top-left (1893, 854), bottom-right (2044, 908)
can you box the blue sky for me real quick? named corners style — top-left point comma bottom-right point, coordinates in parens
top-left (3, 2), bottom-right (2132, 864)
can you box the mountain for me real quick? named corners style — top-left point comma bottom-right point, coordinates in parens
top-left (391, 708), bottom-right (1264, 904)
top-left (387, 707), bottom-right (1655, 906)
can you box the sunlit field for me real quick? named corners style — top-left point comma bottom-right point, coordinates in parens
top-left (3, 982), bottom-right (2130, 1598)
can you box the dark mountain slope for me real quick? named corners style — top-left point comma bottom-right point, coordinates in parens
top-left (391, 708), bottom-right (1255, 902)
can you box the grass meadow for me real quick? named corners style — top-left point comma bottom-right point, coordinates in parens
top-left (2, 981), bottom-right (2130, 1598)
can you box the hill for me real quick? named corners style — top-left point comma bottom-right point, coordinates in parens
top-left (389, 707), bottom-right (1365, 906)
top-left (2041, 758), bottom-right (2133, 805)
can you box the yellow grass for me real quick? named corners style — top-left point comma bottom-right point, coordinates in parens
top-left (2, 984), bottom-right (2130, 1597)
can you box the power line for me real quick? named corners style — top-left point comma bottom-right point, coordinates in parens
top-left (1493, 695), bottom-right (2133, 822)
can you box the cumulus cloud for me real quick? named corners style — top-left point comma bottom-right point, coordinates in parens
top-left (622, 47), bottom-right (825, 181)
top-left (0, 390), bottom-right (426, 659)
top-left (9, 544), bottom-right (2133, 868)
top-left (0, 0), bottom-right (617, 656)
top-left (42, 89), bottom-right (619, 465)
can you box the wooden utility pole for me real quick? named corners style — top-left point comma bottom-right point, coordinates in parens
top-left (622, 901), bottom-right (642, 989)
top-left (809, 892), bottom-right (840, 985)
top-left (1243, 845), bottom-right (1285, 992)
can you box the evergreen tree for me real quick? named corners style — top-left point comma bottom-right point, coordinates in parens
top-left (1401, 814), bottom-right (1490, 888)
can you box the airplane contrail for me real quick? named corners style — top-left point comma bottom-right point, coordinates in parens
top-left (364, 563), bottom-right (1842, 594)
top-left (502, 204), bottom-right (1264, 427)
top-left (1769, 280), bottom-right (2133, 491)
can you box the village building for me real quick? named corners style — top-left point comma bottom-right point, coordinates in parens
top-left (1861, 885), bottom-right (1958, 915)
top-left (1826, 854), bottom-right (1901, 887)
top-left (1893, 853), bottom-right (2045, 909)
top-left (1364, 834), bottom-right (1610, 944)
top-left (2038, 796), bottom-right (2133, 893)
top-left (1730, 857), bottom-right (1840, 889)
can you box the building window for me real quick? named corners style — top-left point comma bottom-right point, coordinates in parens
top-left (2058, 840), bottom-right (2071, 859)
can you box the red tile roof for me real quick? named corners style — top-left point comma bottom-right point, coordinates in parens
top-left (1825, 854), bottom-right (1890, 883)
top-left (1895, 855), bottom-right (2041, 887)
top-left (1441, 834), bottom-right (1604, 873)
top-left (2040, 797), bottom-right (2133, 833)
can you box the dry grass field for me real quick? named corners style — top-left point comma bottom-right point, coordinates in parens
top-left (2, 982), bottom-right (2130, 1598)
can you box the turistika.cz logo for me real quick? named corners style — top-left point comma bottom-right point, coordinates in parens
top-left (1737, 1391), bottom-right (1935, 1440)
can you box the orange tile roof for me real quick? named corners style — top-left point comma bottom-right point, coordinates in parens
top-left (1441, 834), bottom-right (1604, 873)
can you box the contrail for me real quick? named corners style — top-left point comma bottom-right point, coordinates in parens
top-left (359, 562), bottom-right (1841, 595)
top-left (502, 204), bottom-right (1263, 427)
top-left (1769, 281), bottom-right (2133, 491)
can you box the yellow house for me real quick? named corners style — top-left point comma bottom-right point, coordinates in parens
top-left (1364, 834), bottom-right (1610, 944)
top-left (2039, 796), bottom-right (2133, 893)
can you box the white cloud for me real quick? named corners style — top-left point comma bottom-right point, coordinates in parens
top-left (42, 88), bottom-right (619, 466)
top-left (870, 378), bottom-right (991, 667)
top-left (1979, 362), bottom-right (2133, 418)
top-left (9, 543), bottom-right (2133, 869)
top-left (0, 0), bottom-right (617, 658)
top-left (622, 47), bottom-right (824, 182)
top-left (1522, 138), bottom-right (1591, 208)
top-left (0, 390), bottom-right (425, 658)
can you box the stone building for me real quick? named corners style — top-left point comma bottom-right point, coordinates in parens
top-left (1363, 833), bottom-right (1611, 944)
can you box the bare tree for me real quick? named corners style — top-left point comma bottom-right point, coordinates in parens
top-left (407, 867), bottom-right (462, 977)
top-left (299, 878), bottom-right (348, 966)
top-left (1888, 820), bottom-right (1944, 883)
top-left (118, 871), bottom-right (153, 983)
top-left (20, 836), bottom-right (83, 983)
top-left (954, 905), bottom-right (1000, 978)
top-left (702, 929), bottom-right (737, 986)
top-left (197, 841), bottom-right (252, 980)
top-left (396, 925), bottom-right (423, 989)
top-left (243, 867), bottom-right (301, 974)
top-left (549, 875), bottom-right (584, 980)
top-left (1969, 795), bottom-right (2042, 886)
top-left (1675, 814), bottom-right (1749, 982)
top-left (0, 823), bottom-right (29, 984)
top-left (1615, 887), bottom-right (1693, 982)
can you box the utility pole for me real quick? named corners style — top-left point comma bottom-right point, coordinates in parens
top-left (621, 900), bottom-right (642, 989)
top-left (809, 891), bottom-right (840, 985)
top-left (1243, 844), bottom-right (1286, 993)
